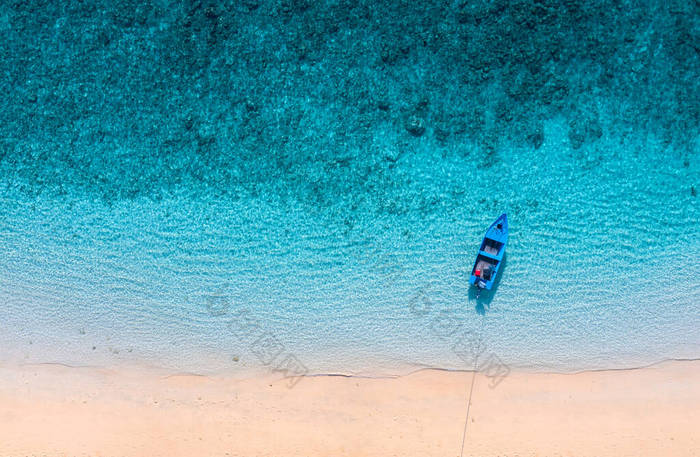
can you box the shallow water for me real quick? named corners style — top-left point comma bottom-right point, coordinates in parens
top-left (1, 0), bottom-right (698, 376)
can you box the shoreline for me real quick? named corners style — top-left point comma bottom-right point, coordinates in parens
top-left (1, 359), bottom-right (697, 456)
top-left (6, 354), bottom-right (700, 379)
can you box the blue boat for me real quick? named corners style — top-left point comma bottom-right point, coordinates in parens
top-left (469, 213), bottom-right (508, 293)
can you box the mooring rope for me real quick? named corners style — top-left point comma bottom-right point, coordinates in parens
top-left (459, 315), bottom-right (486, 457)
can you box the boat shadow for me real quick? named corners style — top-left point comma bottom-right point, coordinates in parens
top-left (469, 253), bottom-right (507, 315)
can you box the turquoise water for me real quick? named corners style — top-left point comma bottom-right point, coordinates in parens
top-left (1, 0), bottom-right (698, 376)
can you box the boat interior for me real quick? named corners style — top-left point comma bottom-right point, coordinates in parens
top-left (480, 238), bottom-right (504, 256)
top-left (473, 255), bottom-right (498, 277)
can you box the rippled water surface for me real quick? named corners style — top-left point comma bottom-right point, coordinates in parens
top-left (1, 0), bottom-right (698, 375)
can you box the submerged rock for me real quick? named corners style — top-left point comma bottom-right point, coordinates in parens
top-left (377, 100), bottom-right (390, 111)
top-left (568, 117), bottom-right (603, 150)
top-left (380, 43), bottom-right (398, 64)
top-left (477, 142), bottom-right (499, 168)
top-left (280, 0), bottom-right (311, 15)
top-left (405, 115), bottom-right (426, 137)
top-left (526, 127), bottom-right (545, 150)
top-left (568, 129), bottom-right (585, 150)
top-left (239, 0), bottom-right (260, 11)
top-left (456, 0), bottom-right (503, 25)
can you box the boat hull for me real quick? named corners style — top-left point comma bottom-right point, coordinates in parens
top-left (469, 213), bottom-right (508, 290)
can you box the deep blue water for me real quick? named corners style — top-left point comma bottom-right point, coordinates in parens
top-left (0, 0), bottom-right (698, 376)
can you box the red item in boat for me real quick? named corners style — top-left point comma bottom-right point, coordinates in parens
top-left (475, 269), bottom-right (481, 276)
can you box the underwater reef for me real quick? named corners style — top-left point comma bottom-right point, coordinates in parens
top-left (0, 0), bottom-right (697, 218)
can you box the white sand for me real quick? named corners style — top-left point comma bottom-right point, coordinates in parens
top-left (0, 360), bottom-right (697, 456)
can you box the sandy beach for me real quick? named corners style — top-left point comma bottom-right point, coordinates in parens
top-left (0, 360), bottom-right (697, 457)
